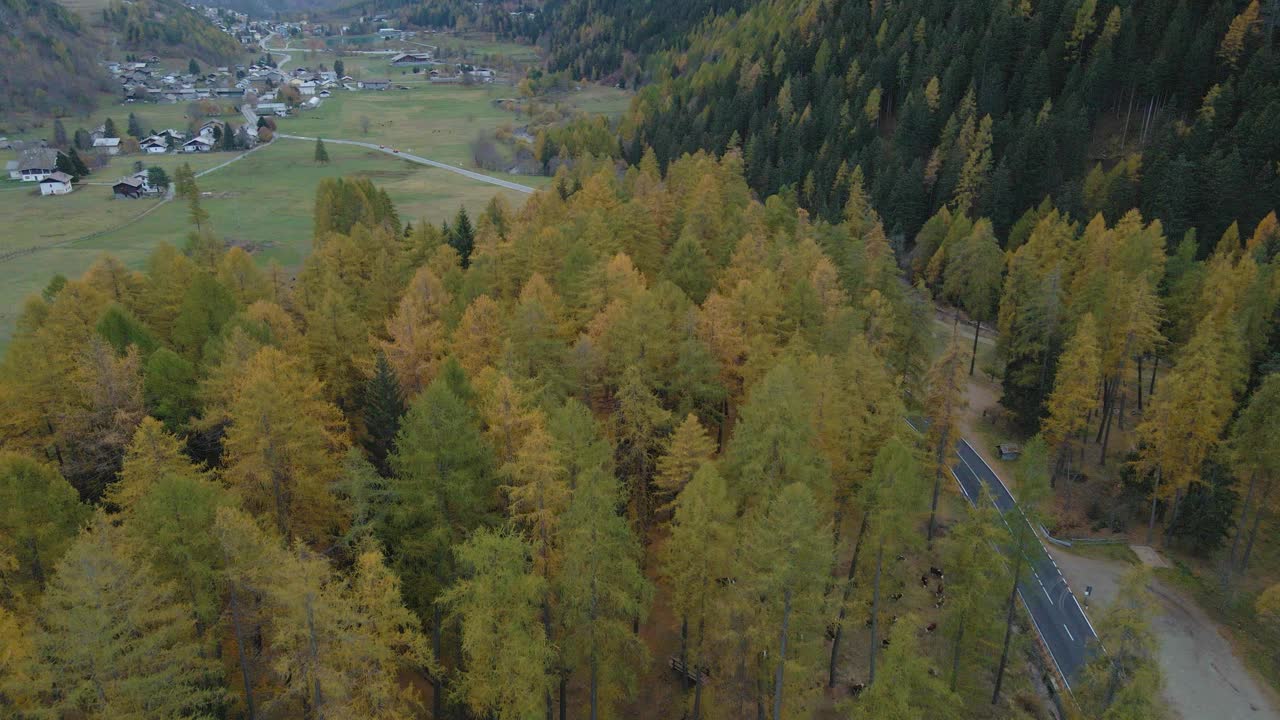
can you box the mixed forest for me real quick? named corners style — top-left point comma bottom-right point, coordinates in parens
top-left (0, 0), bottom-right (114, 117)
top-left (3, 135), bottom-right (1277, 719)
top-left (2, 0), bottom-right (1280, 718)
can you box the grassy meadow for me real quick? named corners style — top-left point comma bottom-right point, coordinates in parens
top-left (0, 139), bottom-right (527, 350)
top-left (0, 54), bottom-right (631, 349)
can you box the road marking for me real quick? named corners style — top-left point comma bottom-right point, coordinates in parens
top-left (1063, 624), bottom-right (1075, 642)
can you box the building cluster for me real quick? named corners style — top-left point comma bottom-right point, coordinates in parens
top-left (4, 145), bottom-right (73, 195)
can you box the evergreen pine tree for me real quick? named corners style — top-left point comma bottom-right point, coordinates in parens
top-left (127, 112), bottom-right (144, 139)
top-left (314, 137), bottom-right (330, 164)
top-left (363, 351), bottom-right (406, 476)
top-left (69, 149), bottom-right (90, 178)
top-left (450, 206), bottom-right (475, 268)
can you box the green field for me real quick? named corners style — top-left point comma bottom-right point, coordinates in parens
top-left (0, 139), bottom-right (527, 350)
top-left (274, 82), bottom-right (628, 181)
top-left (0, 63), bottom-right (630, 350)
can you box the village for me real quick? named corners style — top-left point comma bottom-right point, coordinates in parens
top-left (1, 5), bottom-right (506, 204)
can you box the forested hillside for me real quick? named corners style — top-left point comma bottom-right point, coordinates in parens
top-left (100, 0), bottom-right (244, 64)
top-left (618, 0), bottom-right (1280, 249)
top-left (15, 123), bottom-right (1279, 715)
top-left (0, 0), bottom-right (112, 116)
top-left (538, 0), bottom-right (751, 86)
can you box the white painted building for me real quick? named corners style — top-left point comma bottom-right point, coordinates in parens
top-left (39, 172), bottom-right (74, 195)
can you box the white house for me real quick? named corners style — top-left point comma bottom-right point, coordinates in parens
top-left (141, 137), bottom-right (168, 154)
top-left (298, 80), bottom-right (317, 96)
top-left (39, 171), bottom-right (74, 195)
top-left (183, 136), bottom-right (215, 153)
top-left (93, 137), bottom-right (122, 155)
top-left (17, 148), bottom-right (60, 181)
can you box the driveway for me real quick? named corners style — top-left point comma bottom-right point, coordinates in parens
top-left (1048, 546), bottom-right (1280, 720)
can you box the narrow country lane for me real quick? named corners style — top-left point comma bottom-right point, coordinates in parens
top-left (274, 134), bottom-right (536, 194)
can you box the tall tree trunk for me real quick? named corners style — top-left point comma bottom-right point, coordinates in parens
top-left (680, 616), bottom-right (689, 672)
top-left (771, 588), bottom-right (792, 720)
top-left (1146, 469), bottom-right (1162, 545)
top-left (692, 677), bottom-right (703, 720)
top-left (1099, 399), bottom-right (1115, 466)
top-left (589, 651), bottom-right (599, 720)
top-left (544, 599), bottom-right (554, 720)
top-left (992, 534), bottom-right (1024, 705)
top-left (1225, 472), bottom-right (1257, 586)
top-left (929, 439), bottom-right (947, 545)
top-left (559, 671), bottom-right (568, 720)
top-left (1149, 356), bottom-right (1158, 396)
top-left (228, 584), bottom-right (257, 720)
top-left (305, 593), bottom-right (323, 719)
top-left (432, 606), bottom-right (444, 720)
top-left (1241, 480), bottom-right (1273, 570)
top-left (828, 513), bottom-right (869, 687)
top-left (950, 609), bottom-right (967, 693)
top-left (868, 537), bottom-right (885, 685)
top-left (970, 320), bottom-right (981, 375)
top-left (1095, 378), bottom-right (1113, 443)
top-left (1136, 356), bottom-right (1144, 411)
top-left (1164, 487), bottom-right (1183, 543)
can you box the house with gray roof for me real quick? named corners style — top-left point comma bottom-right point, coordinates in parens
top-left (17, 148), bottom-right (61, 182)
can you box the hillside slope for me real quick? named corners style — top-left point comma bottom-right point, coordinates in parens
top-left (99, 0), bottom-right (244, 64)
top-left (619, 0), bottom-right (1280, 247)
top-left (0, 0), bottom-right (112, 117)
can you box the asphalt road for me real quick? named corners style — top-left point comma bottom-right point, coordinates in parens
top-left (274, 134), bottom-right (536, 194)
top-left (909, 420), bottom-right (1099, 689)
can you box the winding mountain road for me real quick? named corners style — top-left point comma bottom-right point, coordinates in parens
top-left (907, 419), bottom-right (1099, 691)
top-left (274, 134), bottom-right (536, 194)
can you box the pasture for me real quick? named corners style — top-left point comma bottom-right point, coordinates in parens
top-left (273, 81), bottom-right (628, 180)
top-left (0, 138), bottom-right (527, 349)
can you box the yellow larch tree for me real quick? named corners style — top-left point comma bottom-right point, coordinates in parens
top-left (381, 265), bottom-right (452, 397)
top-left (653, 413), bottom-right (717, 515)
top-left (1042, 314), bottom-right (1102, 484)
top-left (222, 346), bottom-right (349, 545)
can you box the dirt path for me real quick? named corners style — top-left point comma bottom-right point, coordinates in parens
top-left (1047, 546), bottom-right (1280, 720)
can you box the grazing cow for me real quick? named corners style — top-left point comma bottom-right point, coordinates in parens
top-left (881, 638), bottom-right (891, 648)
top-left (889, 592), bottom-right (903, 602)
top-left (896, 554), bottom-right (905, 562)
top-left (935, 584), bottom-right (945, 597)
top-left (850, 682), bottom-right (866, 698)
top-left (920, 574), bottom-right (930, 587)
top-left (890, 615), bottom-right (899, 625)
top-left (864, 617), bottom-right (874, 628)
top-left (930, 566), bottom-right (945, 579)
top-left (925, 622), bottom-right (938, 633)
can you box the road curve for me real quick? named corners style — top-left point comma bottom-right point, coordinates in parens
top-left (907, 419), bottom-right (1099, 691)
top-left (261, 33), bottom-right (293, 70)
top-left (274, 134), bottom-right (536, 195)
